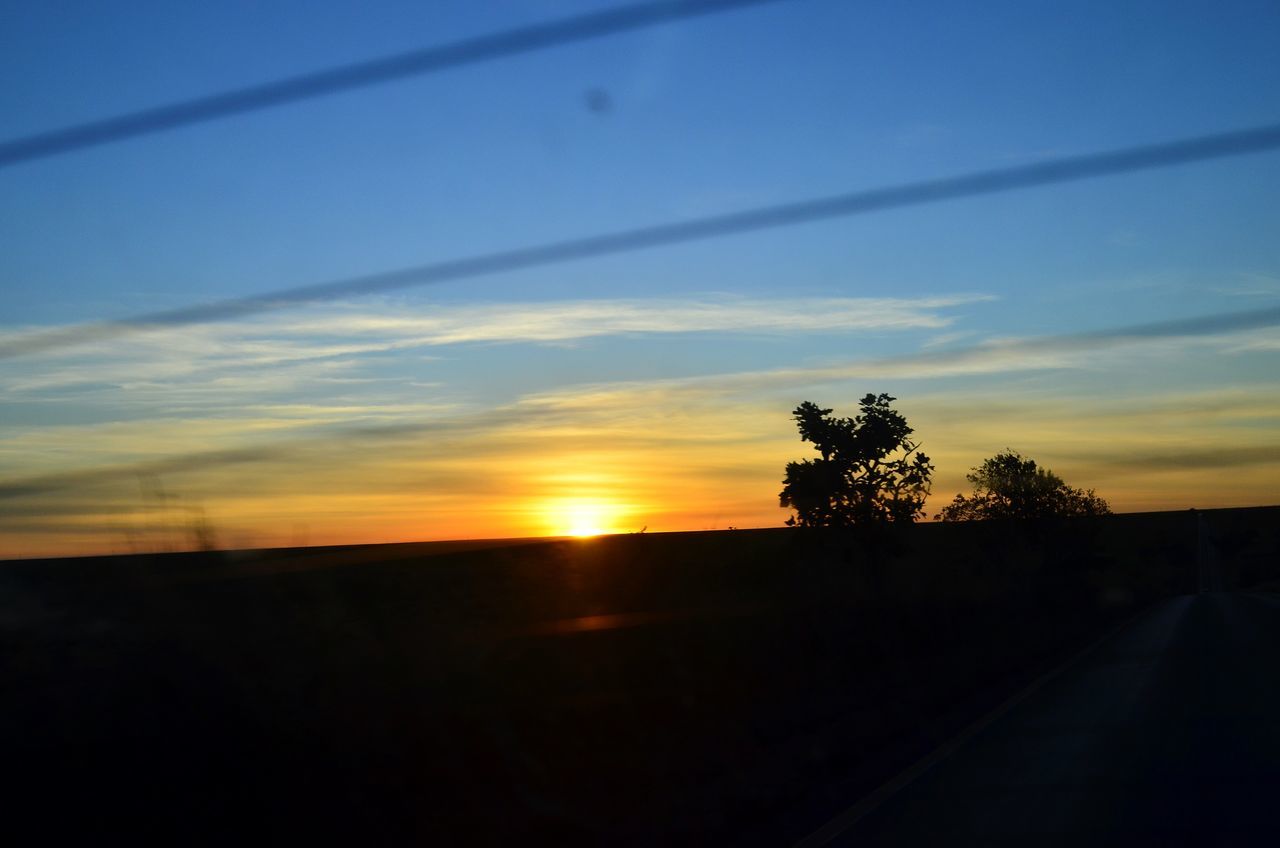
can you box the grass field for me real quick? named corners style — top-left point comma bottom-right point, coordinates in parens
top-left (3, 506), bottom-right (1277, 844)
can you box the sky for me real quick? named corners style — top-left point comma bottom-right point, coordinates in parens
top-left (2, 0), bottom-right (1279, 557)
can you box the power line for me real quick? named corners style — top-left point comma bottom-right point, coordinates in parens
top-left (4, 304), bottom-right (1278, 501)
top-left (4, 122), bottom-right (1279, 360)
top-left (0, 0), bottom-right (787, 169)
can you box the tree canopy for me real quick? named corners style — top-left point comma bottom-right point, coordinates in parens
top-left (935, 450), bottom-right (1110, 521)
top-left (780, 394), bottom-right (933, 528)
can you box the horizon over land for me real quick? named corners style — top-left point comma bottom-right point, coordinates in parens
top-left (6, 502), bottom-right (1278, 562)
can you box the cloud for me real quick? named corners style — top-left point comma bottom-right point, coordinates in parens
top-left (269, 294), bottom-right (994, 344)
top-left (2, 293), bottom-right (991, 356)
top-left (1212, 273), bottom-right (1280, 298)
top-left (0, 404), bottom-right (567, 500)
top-left (520, 304), bottom-right (1280, 411)
top-left (10, 303), bottom-right (1273, 499)
top-left (1063, 444), bottom-right (1280, 472)
top-left (0, 293), bottom-right (992, 396)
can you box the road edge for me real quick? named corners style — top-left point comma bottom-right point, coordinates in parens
top-left (790, 599), bottom-right (1172, 848)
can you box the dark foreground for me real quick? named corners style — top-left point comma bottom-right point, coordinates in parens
top-left (806, 591), bottom-right (1280, 847)
top-left (3, 508), bottom-right (1277, 844)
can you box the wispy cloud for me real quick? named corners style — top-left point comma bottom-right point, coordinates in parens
top-left (271, 294), bottom-right (995, 343)
top-left (1212, 272), bottom-right (1280, 298)
top-left (0, 293), bottom-right (992, 396)
top-left (520, 305), bottom-right (1280, 412)
top-left (8, 306), bottom-right (1277, 499)
top-left (1062, 444), bottom-right (1280, 472)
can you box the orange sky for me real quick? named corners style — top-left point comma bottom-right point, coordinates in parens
top-left (5, 354), bottom-right (1277, 558)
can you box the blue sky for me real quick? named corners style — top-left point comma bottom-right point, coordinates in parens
top-left (2, 0), bottom-right (1279, 555)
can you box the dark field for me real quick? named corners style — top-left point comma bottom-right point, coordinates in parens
top-left (3, 507), bottom-right (1277, 844)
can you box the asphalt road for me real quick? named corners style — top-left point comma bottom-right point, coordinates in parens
top-left (800, 589), bottom-right (1280, 847)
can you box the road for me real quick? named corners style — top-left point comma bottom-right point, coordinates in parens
top-left (799, 589), bottom-right (1280, 846)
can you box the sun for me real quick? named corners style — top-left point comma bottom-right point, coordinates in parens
top-left (564, 501), bottom-right (609, 537)
top-left (552, 499), bottom-right (618, 538)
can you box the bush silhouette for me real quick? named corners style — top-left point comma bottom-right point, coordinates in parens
top-left (936, 450), bottom-right (1110, 521)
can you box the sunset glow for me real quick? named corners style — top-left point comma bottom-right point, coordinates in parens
top-left (546, 498), bottom-right (623, 538)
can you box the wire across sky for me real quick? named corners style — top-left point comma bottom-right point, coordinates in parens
top-left (4, 122), bottom-right (1279, 360)
top-left (0, 0), bottom-right (787, 169)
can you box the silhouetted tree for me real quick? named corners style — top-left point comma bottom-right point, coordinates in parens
top-left (780, 394), bottom-right (934, 528)
top-left (936, 450), bottom-right (1110, 521)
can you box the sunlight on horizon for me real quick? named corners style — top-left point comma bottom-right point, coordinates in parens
top-left (544, 497), bottom-right (626, 538)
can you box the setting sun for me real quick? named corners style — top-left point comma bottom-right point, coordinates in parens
top-left (549, 498), bottom-right (621, 538)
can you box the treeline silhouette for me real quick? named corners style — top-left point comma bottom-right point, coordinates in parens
top-left (781, 394), bottom-right (1111, 531)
